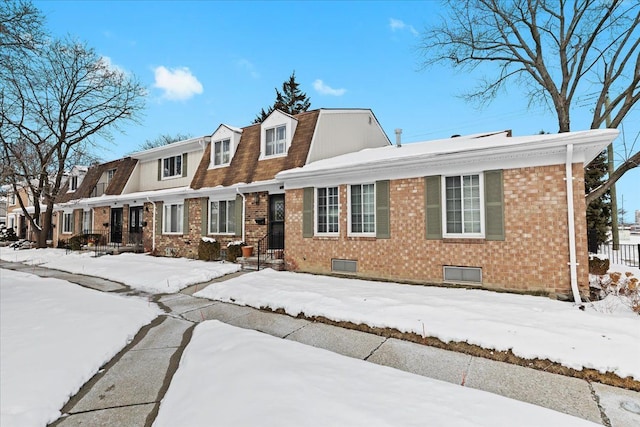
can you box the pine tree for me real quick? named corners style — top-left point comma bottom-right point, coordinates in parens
top-left (254, 71), bottom-right (311, 123)
top-left (584, 151), bottom-right (610, 246)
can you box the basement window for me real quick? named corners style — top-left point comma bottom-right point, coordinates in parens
top-left (332, 259), bottom-right (357, 274)
top-left (443, 266), bottom-right (482, 284)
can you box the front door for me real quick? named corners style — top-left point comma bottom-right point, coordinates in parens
top-left (268, 194), bottom-right (285, 249)
top-left (129, 206), bottom-right (143, 245)
top-left (110, 208), bottom-right (123, 244)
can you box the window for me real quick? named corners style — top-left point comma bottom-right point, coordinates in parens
top-left (163, 203), bottom-right (183, 234)
top-left (62, 212), bottom-right (73, 234)
top-left (213, 139), bottom-right (231, 166)
top-left (444, 174), bottom-right (482, 236)
top-left (209, 200), bottom-right (236, 234)
top-left (10, 193), bottom-right (16, 205)
top-left (317, 187), bottom-right (339, 234)
top-left (106, 169), bottom-right (116, 184)
top-left (70, 176), bottom-right (78, 191)
top-left (82, 210), bottom-right (92, 233)
top-left (349, 184), bottom-right (375, 235)
top-left (265, 125), bottom-right (286, 156)
top-left (163, 155), bottom-right (182, 179)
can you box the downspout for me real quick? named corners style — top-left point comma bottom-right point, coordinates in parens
top-left (236, 188), bottom-right (246, 243)
top-left (146, 197), bottom-right (157, 252)
top-left (565, 144), bottom-right (580, 304)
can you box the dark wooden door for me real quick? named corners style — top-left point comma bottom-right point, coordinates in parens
top-left (110, 208), bottom-right (123, 244)
top-left (268, 194), bottom-right (285, 249)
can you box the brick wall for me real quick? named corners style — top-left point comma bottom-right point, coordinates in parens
top-left (284, 164), bottom-right (589, 299)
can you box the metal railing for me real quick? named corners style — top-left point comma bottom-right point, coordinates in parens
top-left (68, 229), bottom-right (144, 256)
top-left (256, 231), bottom-right (284, 271)
top-left (596, 243), bottom-right (640, 267)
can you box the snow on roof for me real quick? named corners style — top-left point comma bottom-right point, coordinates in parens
top-left (277, 128), bottom-right (619, 187)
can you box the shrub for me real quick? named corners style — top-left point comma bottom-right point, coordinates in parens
top-left (588, 256), bottom-right (610, 275)
top-left (0, 226), bottom-right (18, 242)
top-left (198, 238), bottom-right (220, 261)
top-left (226, 241), bottom-right (246, 262)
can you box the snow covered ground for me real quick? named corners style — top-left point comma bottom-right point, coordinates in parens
top-left (0, 269), bottom-right (160, 427)
top-left (154, 320), bottom-right (598, 427)
top-left (195, 268), bottom-right (640, 381)
top-left (0, 248), bottom-right (240, 293)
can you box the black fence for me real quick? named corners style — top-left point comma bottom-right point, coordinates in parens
top-left (596, 243), bottom-right (640, 268)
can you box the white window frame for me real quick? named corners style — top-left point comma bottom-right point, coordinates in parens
top-left (162, 155), bottom-right (183, 179)
top-left (82, 210), bottom-right (92, 234)
top-left (106, 169), bottom-right (116, 184)
top-left (209, 199), bottom-right (236, 235)
top-left (9, 193), bottom-right (16, 205)
top-left (265, 124), bottom-right (287, 157)
top-left (442, 173), bottom-right (485, 239)
top-left (69, 176), bottom-right (78, 191)
top-left (62, 212), bottom-right (73, 234)
top-left (163, 202), bottom-right (184, 234)
top-left (347, 183), bottom-right (376, 237)
top-left (315, 186), bottom-right (340, 236)
top-left (213, 139), bottom-right (231, 166)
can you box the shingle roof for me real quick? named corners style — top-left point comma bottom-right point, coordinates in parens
top-left (56, 157), bottom-right (137, 203)
top-left (191, 110), bottom-right (320, 190)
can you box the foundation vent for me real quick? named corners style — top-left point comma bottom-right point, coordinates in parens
top-left (332, 259), bottom-right (357, 274)
top-left (443, 266), bottom-right (482, 284)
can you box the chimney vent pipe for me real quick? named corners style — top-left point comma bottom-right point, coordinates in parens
top-left (394, 128), bottom-right (402, 147)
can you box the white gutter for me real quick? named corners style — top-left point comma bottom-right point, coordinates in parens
top-left (236, 188), bottom-right (246, 243)
top-left (565, 144), bottom-right (580, 304)
top-left (146, 197), bottom-right (157, 252)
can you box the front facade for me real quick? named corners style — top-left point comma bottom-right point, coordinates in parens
top-left (278, 129), bottom-right (618, 300)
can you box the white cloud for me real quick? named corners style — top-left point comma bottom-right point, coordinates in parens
top-left (153, 66), bottom-right (203, 101)
top-left (237, 58), bottom-right (260, 79)
top-left (313, 79), bottom-right (346, 96)
top-left (99, 56), bottom-right (125, 74)
top-left (389, 18), bottom-right (418, 36)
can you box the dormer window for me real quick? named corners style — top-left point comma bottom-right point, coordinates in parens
top-left (265, 125), bottom-right (286, 156)
top-left (70, 176), bottom-right (78, 191)
top-left (213, 139), bottom-right (231, 166)
top-left (163, 155), bottom-right (182, 179)
top-left (106, 169), bottom-right (116, 184)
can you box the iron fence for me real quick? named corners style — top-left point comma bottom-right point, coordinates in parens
top-left (596, 243), bottom-right (640, 267)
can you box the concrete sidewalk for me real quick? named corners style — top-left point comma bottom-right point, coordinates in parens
top-left (2, 261), bottom-right (639, 427)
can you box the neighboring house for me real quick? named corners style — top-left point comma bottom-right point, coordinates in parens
top-left (53, 158), bottom-right (137, 245)
top-left (5, 183), bottom-right (46, 241)
top-left (144, 108), bottom-right (390, 258)
top-left (276, 128), bottom-right (618, 301)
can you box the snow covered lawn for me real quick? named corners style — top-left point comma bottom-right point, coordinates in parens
top-left (154, 321), bottom-right (597, 427)
top-left (0, 269), bottom-right (160, 427)
top-left (195, 269), bottom-right (640, 381)
top-left (0, 248), bottom-right (240, 293)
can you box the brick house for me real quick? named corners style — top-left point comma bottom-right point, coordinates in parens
top-left (53, 158), bottom-right (137, 246)
top-left (158, 108), bottom-right (390, 259)
top-left (276, 128), bottom-right (619, 301)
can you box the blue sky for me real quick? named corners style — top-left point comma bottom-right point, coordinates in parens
top-left (35, 1), bottom-right (639, 220)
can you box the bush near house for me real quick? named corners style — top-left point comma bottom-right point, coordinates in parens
top-left (226, 241), bottom-right (246, 263)
top-left (0, 226), bottom-right (19, 242)
top-left (590, 264), bottom-right (640, 314)
top-left (198, 238), bottom-right (220, 261)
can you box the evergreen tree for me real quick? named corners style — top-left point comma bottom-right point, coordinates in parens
top-left (584, 151), bottom-right (610, 246)
top-left (254, 71), bottom-right (311, 123)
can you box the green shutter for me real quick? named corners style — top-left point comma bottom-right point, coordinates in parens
top-left (484, 170), bottom-right (505, 241)
top-left (303, 187), bottom-right (314, 238)
top-left (157, 159), bottom-right (162, 181)
top-left (425, 175), bottom-right (442, 239)
top-left (182, 153), bottom-right (188, 177)
top-left (375, 180), bottom-right (390, 239)
top-left (182, 200), bottom-right (189, 235)
top-left (235, 194), bottom-right (243, 237)
top-left (156, 201), bottom-right (163, 235)
top-left (201, 198), bottom-right (208, 235)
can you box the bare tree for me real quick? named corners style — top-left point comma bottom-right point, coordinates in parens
top-left (0, 0), bottom-right (45, 66)
top-left (418, 0), bottom-right (639, 199)
top-left (136, 132), bottom-right (193, 151)
top-left (1, 35), bottom-right (145, 247)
